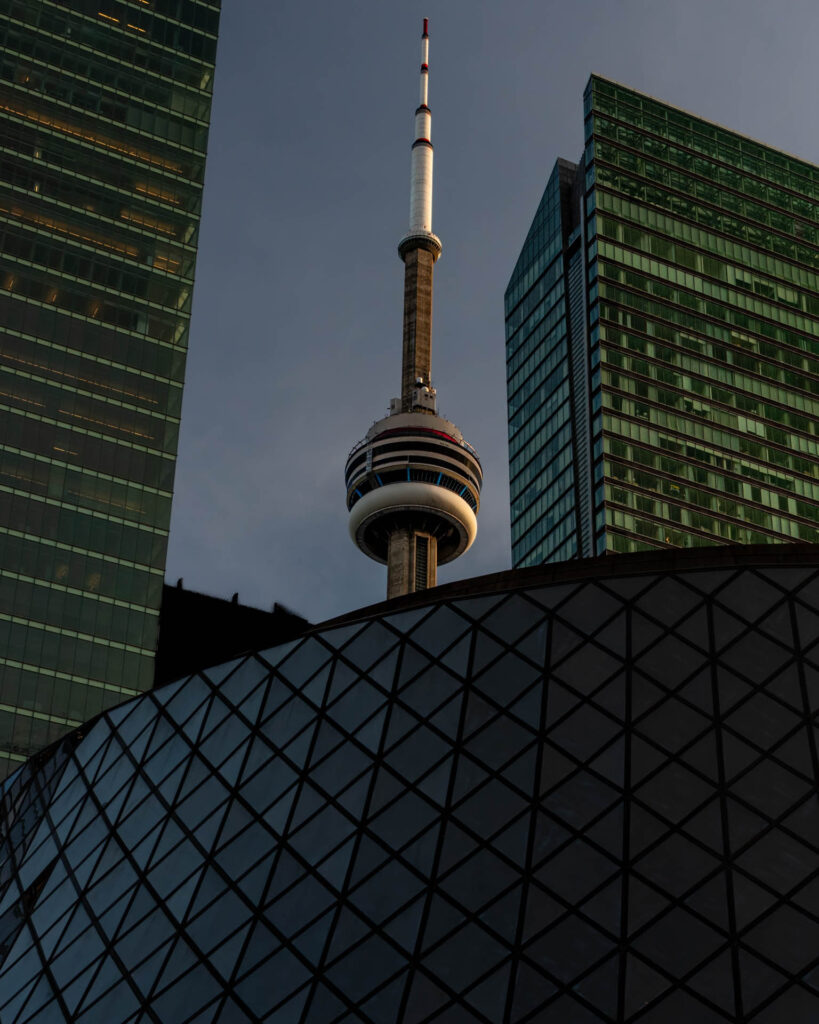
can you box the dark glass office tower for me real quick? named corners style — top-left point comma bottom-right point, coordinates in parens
top-left (0, 0), bottom-right (220, 775)
top-left (507, 76), bottom-right (819, 568)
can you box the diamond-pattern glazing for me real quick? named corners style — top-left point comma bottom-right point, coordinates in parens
top-left (0, 556), bottom-right (817, 1022)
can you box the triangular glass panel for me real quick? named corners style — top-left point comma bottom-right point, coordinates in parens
top-left (631, 670), bottom-right (670, 719)
top-left (437, 822), bottom-right (479, 875)
top-left (474, 652), bottom-right (541, 710)
top-left (770, 732), bottom-right (814, 780)
top-left (636, 695), bottom-right (710, 754)
top-left (438, 632), bottom-right (473, 678)
top-left (481, 594), bottom-right (549, 647)
top-left (235, 857), bottom-right (271, 907)
top-left (679, 864), bottom-right (728, 937)
top-left (276, 637), bottom-right (336, 688)
top-left (578, 876), bottom-right (621, 937)
top-left (325, 904), bottom-right (371, 963)
top-left (781, 797), bottom-right (819, 851)
top-left (326, 679), bottom-right (387, 737)
top-left (514, 621), bottom-right (549, 668)
top-left (398, 644), bottom-right (434, 688)
top-left (534, 839), bottom-right (617, 905)
top-left (59, 958), bottom-right (102, 1018)
top-left (454, 593), bottom-right (508, 623)
top-left (573, 953), bottom-right (619, 1019)
top-left (130, 937), bottom-right (173, 998)
top-left (524, 911), bottom-right (611, 985)
top-left (340, 619), bottom-right (399, 665)
top-left (732, 759), bottom-right (811, 819)
top-left (299, 982), bottom-right (346, 1024)
top-left (672, 607), bottom-right (711, 653)
top-left (491, 812), bottom-right (531, 866)
top-left (629, 738), bottom-right (669, 787)
top-left (634, 831), bottom-right (719, 900)
top-left (509, 960), bottom-right (558, 1022)
top-left (738, 948), bottom-right (790, 1013)
top-left (623, 954), bottom-right (672, 1017)
top-left (634, 759), bottom-right (714, 824)
top-left (764, 665), bottom-right (804, 714)
top-left (555, 582), bottom-right (624, 637)
top-left (251, 780), bottom-right (296, 838)
top-left (370, 788), bottom-right (438, 852)
top-left (415, 755), bottom-right (454, 807)
top-left (454, 776), bottom-right (528, 842)
top-left (539, 743), bottom-right (578, 795)
top-left (721, 732), bottom-right (761, 783)
top-left (408, 605), bottom-right (472, 659)
top-left (522, 880), bottom-right (565, 942)
top-left (584, 803), bottom-right (624, 852)
top-left (384, 605), bottom-right (435, 634)
top-left (335, 772), bottom-right (372, 819)
top-left (441, 846), bottom-right (518, 914)
top-left (191, 799), bottom-right (230, 851)
top-left (348, 834), bottom-right (391, 888)
top-left (325, 931), bottom-right (406, 1003)
top-left (633, 903), bottom-right (724, 977)
top-left (367, 644), bottom-right (401, 690)
top-left (291, 907), bottom-right (334, 965)
top-left (546, 700), bottom-right (621, 762)
top-left (383, 894), bottom-right (426, 953)
top-left (471, 629), bottom-right (507, 675)
top-left (717, 572), bottom-right (786, 625)
top-left (681, 799), bottom-right (724, 854)
top-left (360, 972), bottom-right (409, 1024)
top-left (235, 919), bottom-right (282, 979)
top-left (685, 947), bottom-right (736, 1015)
top-left (314, 834), bottom-right (356, 892)
top-left (545, 766), bottom-right (621, 833)
top-left (403, 968), bottom-right (451, 1023)
top-left (449, 753), bottom-right (489, 805)
top-left (463, 960), bottom-right (512, 1022)
top-left (318, 657), bottom-right (362, 709)
top-left (498, 745), bottom-right (538, 800)
top-left (626, 876), bottom-right (671, 935)
top-left (238, 947), bottom-right (311, 1021)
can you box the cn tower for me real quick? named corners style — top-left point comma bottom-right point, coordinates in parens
top-left (345, 19), bottom-right (482, 599)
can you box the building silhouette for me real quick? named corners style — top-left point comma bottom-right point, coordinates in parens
top-left (0, 0), bottom-right (220, 774)
top-left (506, 75), bottom-right (819, 568)
top-left (1, 545), bottom-right (817, 1022)
top-left (345, 21), bottom-right (482, 600)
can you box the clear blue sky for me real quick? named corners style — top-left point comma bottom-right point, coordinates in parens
top-left (166, 0), bottom-right (819, 623)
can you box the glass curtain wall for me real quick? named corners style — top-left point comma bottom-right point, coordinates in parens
top-left (0, 0), bottom-right (220, 775)
top-left (507, 75), bottom-right (819, 566)
top-left (586, 76), bottom-right (819, 555)
top-left (505, 161), bottom-right (579, 567)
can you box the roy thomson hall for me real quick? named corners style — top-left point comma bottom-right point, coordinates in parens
top-left (0, 24), bottom-right (816, 1024)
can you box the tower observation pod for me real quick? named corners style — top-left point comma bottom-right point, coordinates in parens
top-left (345, 19), bottom-right (482, 600)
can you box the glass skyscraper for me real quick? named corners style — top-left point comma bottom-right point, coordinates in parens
top-left (0, 0), bottom-right (220, 776)
top-left (507, 76), bottom-right (819, 568)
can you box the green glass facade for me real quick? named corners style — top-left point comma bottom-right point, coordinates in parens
top-left (0, 0), bottom-right (219, 775)
top-left (507, 75), bottom-right (819, 567)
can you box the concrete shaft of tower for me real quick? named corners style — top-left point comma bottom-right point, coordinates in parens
top-left (387, 528), bottom-right (437, 599)
top-left (398, 18), bottom-right (441, 414)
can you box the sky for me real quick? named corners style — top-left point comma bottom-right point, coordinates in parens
top-left (165, 0), bottom-right (819, 625)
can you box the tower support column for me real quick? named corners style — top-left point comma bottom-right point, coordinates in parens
top-left (401, 246), bottom-right (436, 410)
top-left (387, 528), bottom-right (438, 599)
